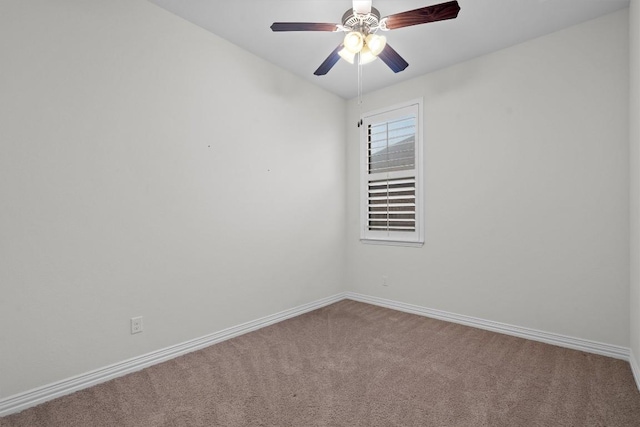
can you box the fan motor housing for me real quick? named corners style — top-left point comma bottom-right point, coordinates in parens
top-left (341, 7), bottom-right (381, 34)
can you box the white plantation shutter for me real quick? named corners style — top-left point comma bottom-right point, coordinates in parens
top-left (361, 101), bottom-right (423, 245)
top-left (367, 177), bottom-right (416, 232)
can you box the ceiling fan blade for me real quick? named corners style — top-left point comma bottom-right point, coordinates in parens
top-left (270, 22), bottom-right (339, 32)
top-left (353, 0), bottom-right (372, 14)
top-left (314, 44), bottom-right (343, 76)
top-left (383, 0), bottom-right (460, 30)
top-left (378, 44), bottom-right (409, 73)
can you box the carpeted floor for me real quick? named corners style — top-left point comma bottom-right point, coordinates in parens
top-left (2, 299), bottom-right (640, 426)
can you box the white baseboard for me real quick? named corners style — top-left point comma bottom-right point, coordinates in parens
top-left (2, 291), bottom-right (636, 417)
top-left (631, 350), bottom-right (640, 392)
top-left (0, 292), bottom-right (347, 417)
top-left (344, 292), bottom-right (631, 361)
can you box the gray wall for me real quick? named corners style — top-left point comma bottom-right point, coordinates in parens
top-left (347, 10), bottom-right (630, 347)
top-left (630, 0), bottom-right (640, 376)
top-left (0, 0), bottom-right (347, 398)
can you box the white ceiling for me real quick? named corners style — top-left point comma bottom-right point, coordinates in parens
top-left (147, 0), bottom-right (629, 99)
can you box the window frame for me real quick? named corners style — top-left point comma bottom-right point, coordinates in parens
top-left (359, 99), bottom-right (424, 247)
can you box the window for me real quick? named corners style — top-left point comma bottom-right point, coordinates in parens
top-left (360, 100), bottom-right (424, 246)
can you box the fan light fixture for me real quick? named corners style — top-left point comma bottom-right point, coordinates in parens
top-left (365, 34), bottom-right (386, 56)
top-left (359, 45), bottom-right (377, 65)
top-left (343, 32), bottom-right (364, 53)
top-left (340, 31), bottom-right (386, 65)
top-left (338, 47), bottom-right (356, 64)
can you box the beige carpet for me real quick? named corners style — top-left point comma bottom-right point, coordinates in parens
top-left (2, 300), bottom-right (640, 426)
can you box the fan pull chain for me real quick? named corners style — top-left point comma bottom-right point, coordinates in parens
top-left (357, 52), bottom-right (364, 127)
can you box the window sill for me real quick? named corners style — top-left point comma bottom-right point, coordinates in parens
top-left (360, 238), bottom-right (424, 248)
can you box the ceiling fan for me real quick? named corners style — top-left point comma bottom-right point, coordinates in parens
top-left (270, 0), bottom-right (461, 76)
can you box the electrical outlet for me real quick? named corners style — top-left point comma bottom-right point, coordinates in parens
top-left (131, 316), bottom-right (143, 334)
top-left (382, 275), bottom-right (388, 287)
